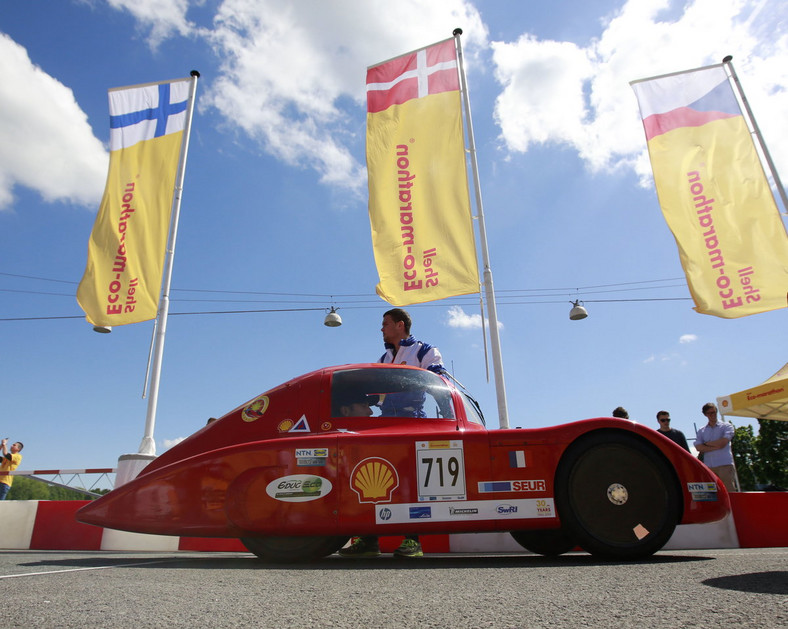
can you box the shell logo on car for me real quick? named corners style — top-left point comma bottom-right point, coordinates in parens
top-left (350, 457), bottom-right (399, 504)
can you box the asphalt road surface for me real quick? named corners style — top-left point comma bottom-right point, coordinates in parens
top-left (1, 548), bottom-right (785, 628)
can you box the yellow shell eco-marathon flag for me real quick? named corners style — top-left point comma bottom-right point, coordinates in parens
top-left (631, 64), bottom-right (788, 318)
top-left (367, 37), bottom-right (479, 306)
top-left (77, 78), bottom-right (192, 327)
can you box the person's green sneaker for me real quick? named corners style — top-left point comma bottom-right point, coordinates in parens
top-left (393, 538), bottom-right (423, 558)
top-left (338, 537), bottom-right (381, 558)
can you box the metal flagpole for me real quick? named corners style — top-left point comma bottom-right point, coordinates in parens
top-left (137, 70), bottom-right (200, 456)
top-left (723, 56), bottom-right (788, 213)
top-left (453, 29), bottom-right (510, 429)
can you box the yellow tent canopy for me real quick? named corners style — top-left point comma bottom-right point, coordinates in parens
top-left (717, 362), bottom-right (788, 421)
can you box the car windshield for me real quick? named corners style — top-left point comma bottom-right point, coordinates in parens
top-left (331, 367), bottom-right (455, 419)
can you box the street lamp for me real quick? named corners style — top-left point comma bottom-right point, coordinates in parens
top-left (324, 306), bottom-right (342, 327)
top-left (569, 300), bottom-right (588, 320)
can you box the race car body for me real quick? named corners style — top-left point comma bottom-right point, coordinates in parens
top-left (77, 364), bottom-right (729, 560)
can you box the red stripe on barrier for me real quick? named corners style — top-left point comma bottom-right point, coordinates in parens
top-left (30, 501), bottom-right (103, 550)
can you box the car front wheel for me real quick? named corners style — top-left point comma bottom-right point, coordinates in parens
top-left (241, 535), bottom-right (349, 562)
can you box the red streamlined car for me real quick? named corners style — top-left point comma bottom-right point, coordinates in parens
top-left (77, 364), bottom-right (729, 561)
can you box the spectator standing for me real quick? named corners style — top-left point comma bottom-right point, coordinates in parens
top-left (0, 439), bottom-right (23, 500)
top-left (612, 407), bottom-right (629, 419)
top-left (655, 411), bottom-right (690, 451)
top-left (694, 402), bottom-right (737, 492)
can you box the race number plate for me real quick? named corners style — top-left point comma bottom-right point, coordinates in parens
top-left (416, 440), bottom-right (466, 501)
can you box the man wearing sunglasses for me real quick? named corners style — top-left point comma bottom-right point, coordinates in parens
top-left (656, 411), bottom-right (689, 451)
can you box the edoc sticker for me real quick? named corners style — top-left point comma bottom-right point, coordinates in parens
top-left (266, 475), bottom-right (332, 502)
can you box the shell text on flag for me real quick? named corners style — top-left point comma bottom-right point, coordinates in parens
top-left (687, 169), bottom-right (760, 310)
top-left (396, 144), bottom-right (439, 292)
top-left (106, 182), bottom-right (140, 316)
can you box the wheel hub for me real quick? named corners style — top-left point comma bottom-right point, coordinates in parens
top-left (607, 483), bottom-right (628, 505)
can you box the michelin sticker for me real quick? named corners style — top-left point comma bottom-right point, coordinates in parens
top-left (267, 475), bottom-right (332, 502)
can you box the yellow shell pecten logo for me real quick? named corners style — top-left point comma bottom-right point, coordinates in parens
top-left (277, 419), bottom-right (294, 433)
top-left (350, 457), bottom-right (399, 504)
top-left (241, 395), bottom-right (269, 422)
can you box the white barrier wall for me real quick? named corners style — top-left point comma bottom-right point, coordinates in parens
top-left (1, 501), bottom-right (38, 549)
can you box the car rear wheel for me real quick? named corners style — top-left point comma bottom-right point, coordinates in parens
top-left (555, 431), bottom-right (680, 560)
top-left (241, 535), bottom-right (349, 562)
top-left (510, 529), bottom-right (576, 556)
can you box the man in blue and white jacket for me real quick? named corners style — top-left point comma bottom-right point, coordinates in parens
top-left (339, 308), bottom-right (444, 560)
top-left (378, 308), bottom-right (446, 418)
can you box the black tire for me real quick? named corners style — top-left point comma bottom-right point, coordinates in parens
top-left (555, 431), bottom-right (680, 560)
top-left (510, 529), bottom-right (576, 556)
top-left (241, 536), bottom-right (349, 563)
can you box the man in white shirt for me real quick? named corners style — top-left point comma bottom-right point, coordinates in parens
top-left (694, 402), bottom-right (737, 491)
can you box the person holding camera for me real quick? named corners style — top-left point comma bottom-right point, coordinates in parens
top-left (0, 439), bottom-right (24, 500)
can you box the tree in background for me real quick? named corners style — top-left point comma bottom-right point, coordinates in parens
top-left (756, 419), bottom-right (787, 490)
top-left (6, 476), bottom-right (109, 500)
top-left (732, 425), bottom-right (758, 491)
top-left (732, 419), bottom-right (788, 491)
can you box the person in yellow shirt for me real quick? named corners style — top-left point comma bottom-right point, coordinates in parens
top-left (0, 439), bottom-right (23, 500)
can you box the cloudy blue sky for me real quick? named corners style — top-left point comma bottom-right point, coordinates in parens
top-left (2, 0), bottom-right (787, 472)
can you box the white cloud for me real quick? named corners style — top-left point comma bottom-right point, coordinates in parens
top-left (162, 436), bottom-right (186, 450)
top-left (446, 305), bottom-right (502, 330)
top-left (447, 305), bottom-right (483, 329)
top-left (492, 36), bottom-right (593, 152)
top-left (203, 0), bottom-right (487, 195)
top-left (490, 0), bottom-right (788, 185)
top-left (105, 0), bottom-right (194, 47)
top-left (0, 34), bottom-right (108, 211)
top-left (679, 334), bottom-right (698, 344)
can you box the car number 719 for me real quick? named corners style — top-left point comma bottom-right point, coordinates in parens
top-left (415, 441), bottom-right (467, 501)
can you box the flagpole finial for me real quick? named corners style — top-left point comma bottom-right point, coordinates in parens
top-left (453, 28), bottom-right (463, 36)
top-left (722, 55), bottom-right (732, 63)
top-left (191, 70), bottom-right (201, 78)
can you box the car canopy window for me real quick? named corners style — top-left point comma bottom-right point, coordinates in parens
top-left (331, 368), bottom-right (455, 419)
